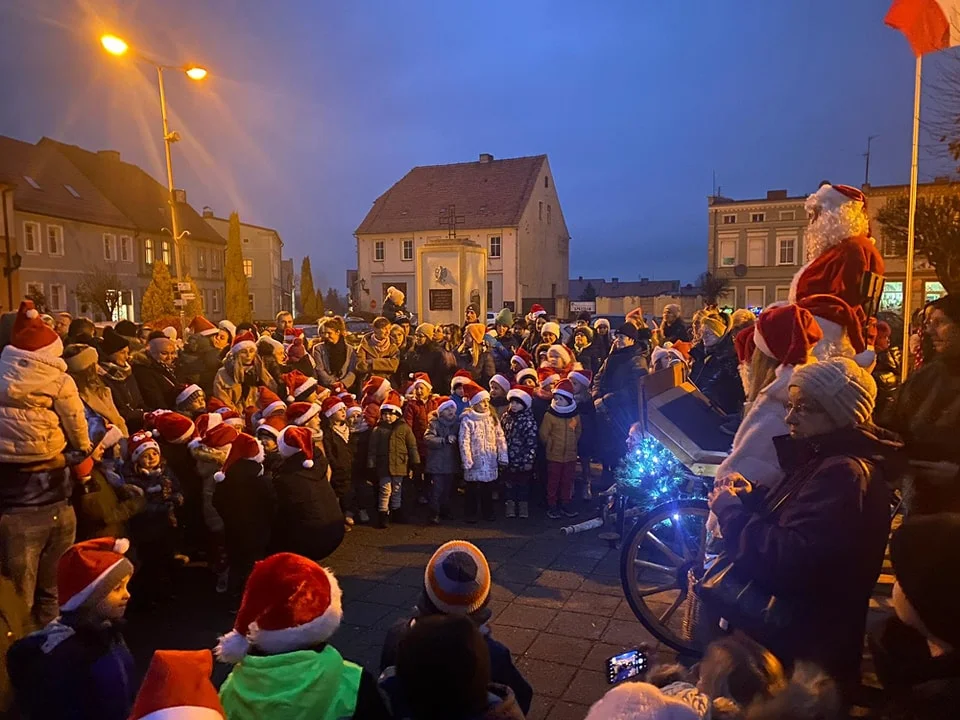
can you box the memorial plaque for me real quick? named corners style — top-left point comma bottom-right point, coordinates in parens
top-left (429, 289), bottom-right (453, 311)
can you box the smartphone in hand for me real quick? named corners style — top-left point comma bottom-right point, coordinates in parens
top-left (606, 648), bottom-right (649, 684)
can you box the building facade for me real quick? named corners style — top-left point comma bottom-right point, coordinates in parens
top-left (204, 211), bottom-right (284, 322)
top-left (568, 277), bottom-right (704, 320)
top-left (355, 153), bottom-right (570, 318)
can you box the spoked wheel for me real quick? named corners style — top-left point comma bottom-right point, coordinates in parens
top-left (619, 499), bottom-right (711, 656)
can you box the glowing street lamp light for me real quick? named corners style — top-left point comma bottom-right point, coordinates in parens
top-left (185, 66), bottom-right (208, 81)
top-left (100, 34), bottom-right (128, 56)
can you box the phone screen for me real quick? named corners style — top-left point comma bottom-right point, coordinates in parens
top-left (606, 648), bottom-right (649, 684)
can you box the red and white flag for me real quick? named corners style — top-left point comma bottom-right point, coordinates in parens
top-left (886, 0), bottom-right (960, 55)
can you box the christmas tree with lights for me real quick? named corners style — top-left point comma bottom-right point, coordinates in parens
top-left (615, 430), bottom-right (691, 510)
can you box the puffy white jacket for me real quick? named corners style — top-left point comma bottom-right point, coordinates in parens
top-left (459, 408), bottom-right (508, 483)
top-left (0, 346), bottom-right (90, 464)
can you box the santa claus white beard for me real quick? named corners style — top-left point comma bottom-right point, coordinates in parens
top-left (804, 205), bottom-right (870, 261)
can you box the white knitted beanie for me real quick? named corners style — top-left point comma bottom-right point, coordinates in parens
top-left (790, 356), bottom-right (877, 426)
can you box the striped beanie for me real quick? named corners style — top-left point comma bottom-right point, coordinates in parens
top-left (422, 541), bottom-right (491, 621)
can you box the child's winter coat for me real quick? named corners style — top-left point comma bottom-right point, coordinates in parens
top-left (403, 395), bottom-right (440, 460)
top-left (126, 462), bottom-right (183, 538)
top-left (539, 408), bottom-right (582, 463)
top-left (368, 416), bottom-right (420, 478)
top-left (323, 418), bottom-right (355, 490)
top-left (74, 465), bottom-right (146, 541)
top-left (459, 408), bottom-right (508, 482)
top-left (214, 458), bottom-right (277, 566)
top-left (500, 407), bottom-right (538, 472)
top-left (423, 411), bottom-right (462, 475)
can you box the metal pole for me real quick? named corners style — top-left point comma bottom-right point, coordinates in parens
top-left (900, 56), bottom-right (922, 384)
top-left (157, 65), bottom-right (182, 283)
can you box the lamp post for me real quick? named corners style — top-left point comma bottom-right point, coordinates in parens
top-left (100, 34), bottom-right (207, 287)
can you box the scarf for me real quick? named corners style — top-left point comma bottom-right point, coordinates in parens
top-left (99, 360), bottom-right (132, 383)
top-left (550, 397), bottom-right (577, 415)
top-left (368, 332), bottom-right (390, 356)
top-left (332, 421), bottom-right (350, 445)
top-left (77, 380), bottom-right (129, 435)
top-left (328, 336), bottom-right (347, 374)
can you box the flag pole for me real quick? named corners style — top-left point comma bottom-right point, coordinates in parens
top-left (900, 54), bottom-right (922, 384)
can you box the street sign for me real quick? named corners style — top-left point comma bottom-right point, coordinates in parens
top-left (173, 299), bottom-right (187, 307)
top-left (180, 293), bottom-right (196, 300)
top-left (176, 282), bottom-right (192, 292)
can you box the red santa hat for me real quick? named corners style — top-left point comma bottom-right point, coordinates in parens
top-left (511, 348), bottom-right (533, 369)
top-left (286, 401), bottom-right (321, 427)
top-left (462, 382), bottom-right (490, 406)
top-left (214, 433), bottom-right (264, 482)
top-left (215, 552), bottom-right (342, 663)
top-left (489, 374), bottom-right (511, 394)
top-left (243, 406), bottom-right (259, 434)
top-left (230, 331), bottom-right (257, 355)
top-left (220, 410), bottom-right (245, 430)
top-left (197, 424), bottom-right (239, 455)
top-left (410, 371), bottom-right (433, 392)
top-left (281, 370), bottom-right (319, 403)
top-left (734, 325), bottom-right (757, 364)
top-left (188, 315), bottom-right (219, 337)
top-left (145, 411), bottom-right (196, 445)
top-left (380, 390), bottom-right (404, 415)
top-left (362, 375), bottom-right (391, 401)
top-left (343, 396), bottom-right (362, 417)
top-left (58, 537), bottom-right (134, 612)
top-left (507, 384), bottom-right (533, 409)
top-left (277, 425), bottom-right (315, 468)
top-left (568, 368), bottom-right (593, 388)
top-left (128, 430), bottom-right (160, 464)
top-left (206, 397), bottom-right (228, 413)
top-left (450, 369), bottom-right (473, 390)
top-left (257, 387), bottom-right (287, 422)
top-left (321, 395), bottom-right (346, 418)
top-left (527, 303), bottom-right (547, 319)
top-left (754, 304), bottom-right (823, 366)
top-left (255, 422), bottom-right (281, 441)
top-left (11, 300), bottom-right (62, 356)
top-left (282, 327), bottom-right (304, 345)
top-left (805, 183), bottom-right (866, 215)
top-left (189, 413), bottom-right (224, 449)
top-left (175, 383), bottom-right (203, 407)
top-left (329, 381), bottom-right (347, 397)
top-left (798, 294), bottom-right (868, 354)
top-left (129, 649), bottom-right (225, 720)
top-left (553, 378), bottom-right (576, 402)
top-left (516, 367), bottom-right (539, 385)
top-left (538, 367), bottom-right (561, 389)
top-left (436, 395), bottom-right (458, 415)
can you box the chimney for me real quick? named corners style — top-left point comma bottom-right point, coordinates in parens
top-left (479, 153), bottom-right (494, 163)
top-left (612, 277), bottom-right (619, 284)
top-left (766, 189), bottom-right (788, 200)
top-left (639, 277), bottom-right (649, 283)
top-left (98, 149), bottom-right (121, 162)
top-left (578, 275), bottom-right (583, 280)
top-left (173, 189), bottom-right (187, 204)
top-left (202, 206), bottom-right (214, 218)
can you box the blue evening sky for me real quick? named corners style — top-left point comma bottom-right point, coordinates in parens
top-left (0, 0), bottom-right (954, 289)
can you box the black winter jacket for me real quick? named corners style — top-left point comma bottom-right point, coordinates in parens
top-left (178, 334), bottom-right (222, 395)
top-left (323, 421), bottom-right (355, 486)
top-left (456, 349), bottom-right (496, 390)
top-left (872, 346), bottom-right (902, 424)
top-left (270, 453), bottom-right (344, 562)
top-left (131, 353), bottom-right (179, 411)
top-left (593, 344), bottom-right (647, 453)
top-left (410, 342), bottom-right (455, 395)
top-left (99, 364), bottom-right (145, 434)
top-left (213, 458), bottom-right (276, 563)
top-left (689, 333), bottom-right (744, 415)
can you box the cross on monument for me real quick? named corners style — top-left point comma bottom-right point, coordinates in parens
top-left (438, 204), bottom-right (465, 239)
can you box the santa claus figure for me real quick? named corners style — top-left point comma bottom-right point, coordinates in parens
top-left (790, 182), bottom-right (885, 366)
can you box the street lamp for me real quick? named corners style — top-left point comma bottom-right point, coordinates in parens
top-left (99, 33), bottom-right (207, 287)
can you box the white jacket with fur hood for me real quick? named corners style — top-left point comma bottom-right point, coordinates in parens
top-left (0, 345), bottom-right (91, 464)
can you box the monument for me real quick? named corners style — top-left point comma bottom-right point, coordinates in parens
top-left (416, 204), bottom-right (487, 325)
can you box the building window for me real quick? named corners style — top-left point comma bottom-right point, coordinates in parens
top-left (243, 259), bottom-right (253, 278)
top-left (718, 287), bottom-right (736, 311)
top-left (722, 214), bottom-right (736, 225)
top-left (119, 235), bottom-right (132, 262)
top-left (776, 235), bottom-right (797, 265)
top-left (547, 204), bottom-right (552, 224)
top-left (545, 176), bottom-right (550, 188)
top-left (883, 233), bottom-right (905, 258)
top-left (402, 239), bottom-right (413, 261)
top-left (880, 281), bottom-right (904, 313)
top-left (489, 235), bottom-right (501, 259)
top-left (198, 249), bottom-right (206, 270)
top-left (212, 289), bottom-right (221, 313)
top-left (925, 281), bottom-right (946, 302)
top-left (160, 241), bottom-right (171, 266)
top-left (23, 221), bottom-right (40, 253)
top-left (747, 236), bottom-right (766, 267)
top-left (242, 237), bottom-right (250, 244)
top-left (212, 250), bottom-right (221, 271)
top-left (539, 202), bottom-right (543, 221)
top-left (25, 281), bottom-right (43, 300)
top-left (374, 240), bottom-right (385, 262)
top-left (273, 259), bottom-right (280, 280)
top-left (144, 238), bottom-right (154, 265)
top-left (47, 225), bottom-right (64, 256)
top-left (779, 210), bottom-right (795, 221)
top-left (745, 287), bottom-right (766, 309)
top-left (49, 284), bottom-right (66, 312)
top-left (750, 212), bottom-right (765, 223)
top-left (248, 294), bottom-right (255, 314)
top-left (719, 237), bottom-right (737, 267)
top-left (487, 280), bottom-right (493, 309)
top-left (103, 233), bottom-right (117, 261)
top-left (22, 175), bottom-right (40, 190)
top-left (64, 184), bottom-right (80, 198)
top-left (775, 286), bottom-right (790, 302)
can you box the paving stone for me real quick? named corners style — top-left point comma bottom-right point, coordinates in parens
top-left (613, 600), bottom-right (643, 621)
top-left (341, 601), bottom-right (394, 628)
top-left (534, 569), bottom-right (585, 591)
top-left (579, 574), bottom-right (624, 596)
top-left (487, 599), bottom-right (509, 621)
top-left (526, 633), bottom-right (594, 666)
top-left (488, 624), bottom-right (540, 655)
top-left (581, 641), bottom-right (634, 671)
top-left (496, 603), bottom-right (559, 631)
top-left (515, 657), bottom-right (578, 698)
top-left (547, 701), bottom-right (591, 720)
top-left (337, 577), bottom-right (379, 599)
top-left (494, 563), bottom-right (545, 586)
top-left (549, 555), bottom-right (601, 574)
top-left (546, 610), bottom-right (610, 641)
top-left (562, 591), bottom-right (622, 617)
top-left (389, 566), bottom-right (426, 587)
top-left (526, 695), bottom-right (553, 720)
top-left (600, 618), bottom-right (658, 646)
top-left (591, 555), bottom-right (622, 578)
top-left (490, 581), bottom-right (525, 602)
top-left (561, 667), bottom-right (609, 705)
top-left (567, 544), bottom-right (612, 560)
top-left (361, 583), bottom-right (420, 608)
top-left (515, 585), bottom-right (572, 609)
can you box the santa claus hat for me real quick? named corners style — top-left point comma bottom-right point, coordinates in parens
top-left (754, 304), bottom-right (823, 366)
top-left (410, 371), bottom-right (433, 392)
top-left (230, 331), bottom-right (257, 355)
top-left (652, 346), bottom-right (686, 369)
top-left (206, 397), bottom-right (228, 413)
top-left (128, 431), bottom-right (160, 464)
top-left (568, 368), bottom-right (593, 388)
top-left (527, 303), bottom-right (547, 319)
top-left (344, 397), bottom-right (362, 418)
top-left (216, 553), bottom-right (342, 663)
top-left (450, 369), bottom-right (473, 390)
top-left (436, 395), bottom-right (457, 415)
top-left (58, 537), bottom-right (134, 612)
top-left (129, 650), bottom-right (225, 720)
top-left (511, 348), bottom-right (533, 369)
top-left (798, 294), bottom-right (867, 354)
top-left (214, 433), bottom-right (265, 482)
top-left (257, 387), bottom-right (287, 422)
top-left (195, 423), bottom-right (239, 455)
top-left (11, 300), bottom-right (62, 357)
top-left (805, 182), bottom-right (866, 215)
top-left (286, 401), bottom-right (321, 427)
top-left (189, 413), bottom-right (224, 449)
top-left (734, 325), bottom-right (757, 364)
top-left (282, 327), bottom-right (304, 345)
top-left (243, 406), bottom-right (259, 434)
top-left (255, 422), bottom-right (281, 440)
top-left (188, 315), bottom-right (219, 337)
top-left (175, 384), bottom-right (203, 407)
top-left (321, 395), bottom-right (346, 418)
top-left (380, 390), bottom-right (404, 415)
top-left (362, 375), bottom-right (391, 401)
top-left (506, 385), bottom-right (533, 409)
top-left (538, 367), bottom-right (561, 389)
top-left (489, 374), bottom-right (511, 394)
top-left (516, 367), bottom-right (539, 385)
top-left (553, 378), bottom-right (575, 401)
top-left (463, 382), bottom-right (490, 406)
top-left (277, 426), bottom-right (315, 468)
top-left (145, 411), bottom-right (196, 445)
top-left (220, 410), bottom-right (245, 430)
top-left (541, 322), bottom-right (561, 339)
top-left (218, 320), bottom-right (237, 338)
top-left (281, 370), bottom-right (318, 403)
top-left (329, 381), bottom-right (347, 397)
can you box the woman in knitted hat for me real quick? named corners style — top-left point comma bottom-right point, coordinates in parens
top-left (64, 344), bottom-right (129, 440)
top-left (690, 312), bottom-right (745, 415)
top-left (213, 332), bottom-right (278, 414)
top-left (98, 326), bottom-right (146, 434)
top-left (456, 322), bottom-right (496, 390)
top-left (707, 356), bottom-right (899, 689)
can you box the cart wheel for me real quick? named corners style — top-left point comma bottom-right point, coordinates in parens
top-left (619, 499), bottom-right (711, 656)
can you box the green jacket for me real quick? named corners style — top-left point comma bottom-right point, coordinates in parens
top-left (75, 469), bottom-right (146, 542)
top-left (220, 646), bottom-right (368, 720)
top-left (368, 418), bottom-right (420, 478)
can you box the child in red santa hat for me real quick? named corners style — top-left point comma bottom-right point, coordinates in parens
top-left (129, 649), bottom-right (225, 720)
top-left (459, 383), bottom-right (508, 522)
top-left (173, 383), bottom-right (207, 418)
top-left (403, 372), bottom-right (440, 506)
top-left (539, 379), bottom-right (582, 520)
top-left (450, 369), bottom-right (474, 415)
top-left (423, 396), bottom-right (462, 524)
top-left (216, 553), bottom-right (388, 719)
top-left (7, 538), bottom-right (137, 718)
top-left (189, 417), bottom-right (235, 593)
top-left (321, 395), bottom-right (357, 529)
top-left (368, 391), bottom-right (420, 528)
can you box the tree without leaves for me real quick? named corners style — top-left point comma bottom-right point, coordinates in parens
top-left (876, 192), bottom-right (960, 295)
top-left (75, 265), bottom-right (127, 321)
top-left (696, 271), bottom-right (731, 306)
top-left (25, 289), bottom-right (50, 315)
top-left (140, 261), bottom-right (176, 323)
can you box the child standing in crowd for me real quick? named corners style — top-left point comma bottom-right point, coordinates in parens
top-left (368, 391), bottom-right (420, 528)
top-left (515, 366), bottom-right (539, 390)
top-left (73, 425), bottom-right (144, 542)
top-left (539, 379), bottom-right (582, 519)
top-left (568, 368), bottom-right (596, 500)
top-left (459, 383), bottom-right (508, 522)
top-left (403, 372), bottom-right (439, 506)
top-left (174, 383), bottom-right (207, 418)
top-left (322, 395), bottom-right (356, 529)
top-left (255, 423), bottom-right (284, 474)
top-left (423, 396), bottom-right (461, 524)
top-left (190, 419), bottom-right (236, 594)
top-left (489, 374), bottom-right (511, 417)
top-left (8, 538), bottom-right (137, 719)
top-left (500, 385), bottom-right (537, 519)
top-left (450, 369), bottom-right (473, 415)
